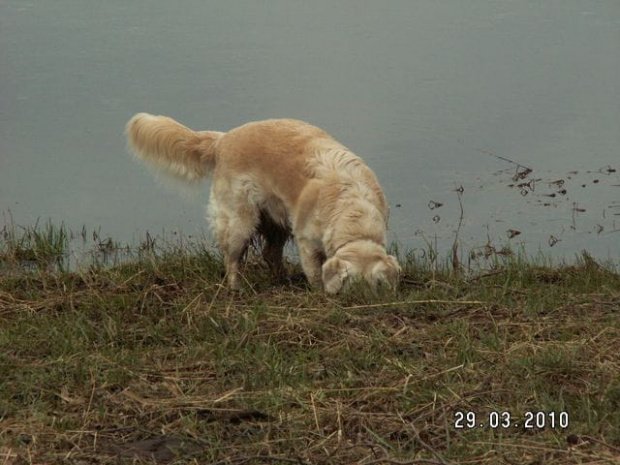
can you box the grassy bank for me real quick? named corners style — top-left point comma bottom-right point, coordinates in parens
top-left (1, 224), bottom-right (619, 464)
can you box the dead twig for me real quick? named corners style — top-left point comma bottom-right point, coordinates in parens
top-left (211, 455), bottom-right (311, 465)
top-left (398, 414), bottom-right (451, 465)
top-left (364, 458), bottom-right (448, 465)
top-left (342, 299), bottom-right (486, 310)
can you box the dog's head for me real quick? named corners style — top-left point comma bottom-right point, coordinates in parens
top-left (321, 240), bottom-right (401, 294)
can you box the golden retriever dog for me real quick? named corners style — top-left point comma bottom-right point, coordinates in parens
top-left (125, 113), bottom-right (400, 293)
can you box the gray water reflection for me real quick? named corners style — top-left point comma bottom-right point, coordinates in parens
top-left (1, 1), bottom-right (618, 262)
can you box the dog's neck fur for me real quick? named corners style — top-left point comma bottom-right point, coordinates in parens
top-left (323, 198), bottom-right (387, 256)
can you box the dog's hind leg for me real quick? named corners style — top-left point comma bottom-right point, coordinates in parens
top-left (221, 216), bottom-right (258, 290)
top-left (209, 192), bottom-right (259, 291)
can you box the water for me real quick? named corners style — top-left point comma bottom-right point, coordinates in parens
top-left (1, 1), bottom-right (618, 263)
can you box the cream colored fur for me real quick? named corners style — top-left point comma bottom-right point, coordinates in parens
top-left (125, 113), bottom-right (400, 293)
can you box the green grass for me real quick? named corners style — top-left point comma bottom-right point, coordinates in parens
top-left (1, 224), bottom-right (619, 464)
top-left (1, 219), bottom-right (70, 269)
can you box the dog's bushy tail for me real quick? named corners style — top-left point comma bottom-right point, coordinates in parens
top-left (125, 113), bottom-right (224, 183)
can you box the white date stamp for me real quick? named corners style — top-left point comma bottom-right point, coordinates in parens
top-left (453, 411), bottom-right (569, 430)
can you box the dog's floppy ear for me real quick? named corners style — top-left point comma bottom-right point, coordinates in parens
top-left (322, 257), bottom-right (349, 294)
top-left (387, 255), bottom-right (401, 274)
top-left (373, 255), bottom-right (402, 290)
top-left (371, 255), bottom-right (401, 291)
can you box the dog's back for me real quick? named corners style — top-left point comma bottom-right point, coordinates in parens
top-left (214, 119), bottom-right (387, 217)
top-left (213, 119), bottom-right (334, 204)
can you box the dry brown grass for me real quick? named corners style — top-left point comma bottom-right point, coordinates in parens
top-left (1, 232), bottom-right (619, 464)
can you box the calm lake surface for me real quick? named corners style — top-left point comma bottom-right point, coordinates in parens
top-left (1, 1), bottom-right (618, 263)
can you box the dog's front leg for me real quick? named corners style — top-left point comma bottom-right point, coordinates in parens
top-left (297, 239), bottom-right (324, 288)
